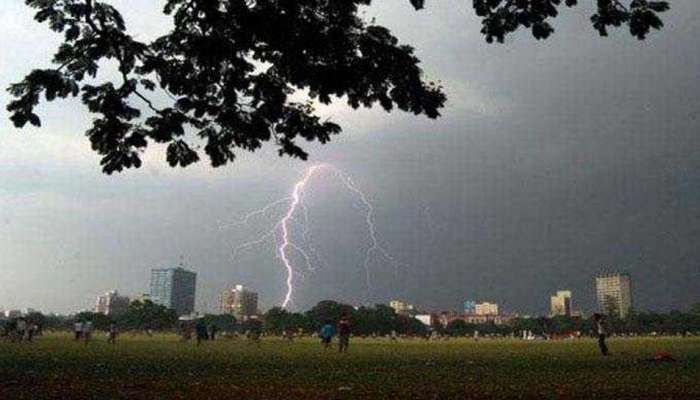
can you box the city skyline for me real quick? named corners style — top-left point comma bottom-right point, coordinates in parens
top-left (2, 269), bottom-right (684, 320)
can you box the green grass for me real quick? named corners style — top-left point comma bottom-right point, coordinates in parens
top-left (1, 334), bottom-right (698, 399)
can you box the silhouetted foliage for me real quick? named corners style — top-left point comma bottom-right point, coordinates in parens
top-left (305, 300), bottom-right (356, 330)
top-left (6, 1), bottom-right (667, 173)
top-left (264, 307), bottom-right (312, 334)
top-left (200, 313), bottom-right (237, 332)
top-left (119, 300), bottom-right (178, 331)
top-left (301, 300), bottom-right (428, 336)
top-left (74, 311), bottom-right (112, 330)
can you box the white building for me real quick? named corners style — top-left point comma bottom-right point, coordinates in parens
top-left (389, 300), bottom-right (414, 315)
top-left (474, 302), bottom-right (499, 316)
top-left (220, 285), bottom-right (259, 320)
top-left (550, 290), bottom-right (573, 317)
top-left (415, 314), bottom-right (433, 326)
top-left (4, 310), bottom-right (22, 319)
top-left (95, 290), bottom-right (130, 316)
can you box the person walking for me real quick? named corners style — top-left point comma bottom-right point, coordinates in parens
top-left (73, 320), bottom-right (83, 341)
top-left (592, 313), bottom-right (609, 356)
top-left (83, 320), bottom-right (94, 345)
top-left (27, 323), bottom-right (38, 342)
top-left (208, 324), bottom-right (218, 341)
top-left (320, 321), bottom-right (335, 349)
top-left (108, 321), bottom-right (119, 345)
top-left (337, 315), bottom-right (351, 353)
top-left (195, 318), bottom-right (207, 346)
top-left (15, 318), bottom-right (27, 343)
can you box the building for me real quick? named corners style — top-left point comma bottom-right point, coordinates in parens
top-left (95, 290), bottom-right (130, 316)
top-left (389, 299), bottom-right (414, 315)
top-left (415, 314), bottom-right (434, 327)
top-left (150, 267), bottom-right (197, 316)
top-left (474, 302), bottom-right (499, 316)
top-left (464, 314), bottom-right (514, 325)
top-left (596, 272), bottom-right (632, 318)
top-left (550, 290), bottom-right (572, 317)
top-left (3, 310), bottom-right (21, 319)
top-left (463, 300), bottom-right (476, 314)
top-left (220, 285), bottom-right (258, 320)
top-left (438, 311), bottom-right (464, 327)
top-left (131, 293), bottom-right (152, 304)
top-left (438, 311), bottom-right (513, 327)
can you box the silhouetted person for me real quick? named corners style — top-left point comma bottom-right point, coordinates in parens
top-left (108, 322), bottom-right (118, 345)
top-left (15, 318), bottom-right (27, 342)
top-left (27, 323), bottom-right (38, 342)
top-left (73, 320), bottom-right (83, 341)
top-left (337, 315), bottom-right (351, 353)
top-left (320, 321), bottom-right (335, 349)
top-left (83, 320), bottom-right (94, 345)
top-left (195, 319), bottom-right (207, 346)
top-left (592, 313), bottom-right (609, 356)
top-left (247, 317), bottom-right (262, 344)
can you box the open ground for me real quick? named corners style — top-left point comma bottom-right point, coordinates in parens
top-left (1, 334), bottom-right (698, 399)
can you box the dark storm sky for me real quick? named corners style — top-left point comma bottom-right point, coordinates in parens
top-left (1, 0), bottom-right (699, 314)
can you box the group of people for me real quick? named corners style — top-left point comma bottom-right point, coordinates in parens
top-left (3, 313), bottom-right (612, 357)
top-left (194, 319), bottom-right (220, 345)
top-left (319, 314), bottom-right (352, 353)
top-left (1, 317), bottom-right (40, 342)
top-left (73, 320), bottom-right (119, 345)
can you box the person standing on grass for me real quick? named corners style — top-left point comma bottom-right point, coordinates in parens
top-left (195, 318), bottom-right (207, 346)
top-left (15, 317), bottom-right (27, 342)
top-left (83, 320), bottom-right (94, 345)
top-left (27, 323), bottom-right (38, 342)
top-left (592, 313), bottom-right (609, 356)
top-left (208, 324), bottom-right (218, 341)
top-left (320, 321), bottom-right (335, 349)
top-left (108, 321), bottom-right (118, 345)
top-left (337, 314), bottom-right (351, 353)
top-left (73, 320), bottom-right (83, 341)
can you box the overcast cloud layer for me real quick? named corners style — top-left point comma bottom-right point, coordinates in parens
top-left (1, 0), bottom-right (699, 315)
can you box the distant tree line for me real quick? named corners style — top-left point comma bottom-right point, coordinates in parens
top-left (442, 309), bottom-right (700, 338)
top-left (6, 301), bottom-right (700, 337)
top-left (263, 301), bottom-right (428, 336)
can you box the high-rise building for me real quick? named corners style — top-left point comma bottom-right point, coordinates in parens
top-left (596, 272), bottom-right (632, 318)
top-left (389, 299), bottom-right (414, 315)
top-left (474, 302), bottom-right (499, 316)
top-left (95, 290), bottom-right (130, 316)
top-left (464, 300), bottom-right (476, 314)
top-left (150, 267), bottom-right (197, 316)
top-left (550, 290), bottom-right (572, 317)
top-left (220, 285), bottom-right (258, 320)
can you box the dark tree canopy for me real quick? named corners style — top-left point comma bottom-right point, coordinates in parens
top-left (7, 0), bottom-right (669, 174)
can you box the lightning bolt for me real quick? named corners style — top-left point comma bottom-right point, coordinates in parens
top-left (329, 168), bottom-right (399, 292)
top-left (279, 165), bottom-right (324, 307)
top-left (226, 163), bottom-right (399, 309)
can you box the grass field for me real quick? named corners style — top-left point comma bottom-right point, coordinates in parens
top-left (1, 334), bottom-right (698, 399)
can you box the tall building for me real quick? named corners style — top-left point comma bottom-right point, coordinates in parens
top-left (550, 290), bottom-right (572, 317)
top-left (95, 290), bottom-right (130, 316)
top-left (150, 267), bottom-right (197, 316)
top-left (464, 300), bottom-right (476, 314)
top-left (596, 272), bottom-right (632, 318)
top-left (389, 299), bottom-right (414, 315)
top-left (474, 302), bottom-right (499, 316)
top-left (220, 285), bottom-right (258, 320)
